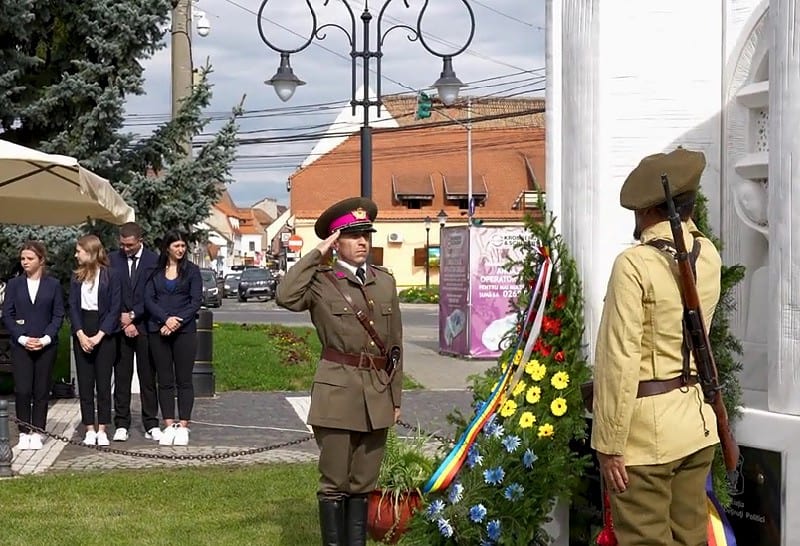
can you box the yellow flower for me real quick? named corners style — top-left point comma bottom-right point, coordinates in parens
top-left (551, 371), bottom-right (570, 390)
top-left (538, 423), bottom-right (555, 438)
top-left (550, 397), bottom-right (568, 417)
top-left (512, 380), bottom-right (527, 398)
top-left (501, 361), bottom-right (508, 372)
top-left (525, 386), bottom-right (541, 405)
top-left (527, 362), bottom-right (547, 382)
top-left (513, 350), bottom-right (524, 365)
top-left (524, 359), bottom-right (540, 376)
top-left (519, 411), bottom-right (536, 428)
top-left (500, 399), bottom-right (518, 418)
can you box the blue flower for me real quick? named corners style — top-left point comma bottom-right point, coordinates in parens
top-left (487, 519), bottom-right (502, 541)
top-left (523, 448), bottom-right (538, 469)
top-left (504, 482), bottom-right (525, 501)
top-left (474, 399), bottom-right (487, 413)
top-left (448, 482), bottom-right (464, 504)
top-left (467, 445), bottom-right (484, 468)
top-left (437, 517), bottom-right (454, 538)
top-left (469, 503), bottom-right (487, 523)
top-left (480, 540), bottom-right (495, 546)
top-left (426, 499), bottom-right (445, 519)
top-left (502, 434), bottom-right (521, 453)
top-left (483, 466), bottom-right (505, 486)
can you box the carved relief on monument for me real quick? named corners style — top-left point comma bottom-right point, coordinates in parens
top-left (723, 8), bottom-right (769, 392)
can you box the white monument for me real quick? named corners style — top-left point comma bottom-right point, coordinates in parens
top-left (547, 0), bottom-right (800, 543)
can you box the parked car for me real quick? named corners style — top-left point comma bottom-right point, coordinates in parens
top-left (199, 268), bottom-right (222, 308)
top-left (237, 268), bottom-right (276, 302)
top-left (222, 273), bottom-right (241, 298)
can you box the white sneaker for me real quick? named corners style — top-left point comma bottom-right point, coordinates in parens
top-left (113, 427), bottom-right (129, 442)
top-left (159, 424), bottom-right (177, 446)
top-left (173, 425), bottom-right (190, 446)
top-left (15, 433), bottom-right (31, 451)
top-left (83, 430), bottom-right (97, 445)
top-left (28, 433), bottom-right (43, 450)
top-left (96, 431), bottom-right (110, 446)
top-left (145, 427), bottom-right (163, 441)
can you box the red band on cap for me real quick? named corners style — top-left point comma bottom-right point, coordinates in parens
top-left (328, 212), bottom-right (370, 234)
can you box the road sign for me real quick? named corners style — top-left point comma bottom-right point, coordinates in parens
top-left (287, 234), bottom-right (303, 252)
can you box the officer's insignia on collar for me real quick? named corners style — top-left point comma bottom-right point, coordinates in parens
top-left (352, 208), bottom-right (367, 220)
top-left (335, 271), bottom-right (346, 279)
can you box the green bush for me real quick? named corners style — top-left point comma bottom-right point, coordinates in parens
top-left (398, 286), bottom-right (439, 304)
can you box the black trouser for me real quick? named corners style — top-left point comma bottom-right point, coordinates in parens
top-left (115, 331), bottom-right (159, 431)
top-left (74, 310), bottom-right (118, 426)
top-left (149, 332), bottom-right (196, 421)
top-left (11, 344), bottom-right (57, 434)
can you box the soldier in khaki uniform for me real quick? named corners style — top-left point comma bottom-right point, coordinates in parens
top-left (591, 148), bottom-right (722, 546)
top-left (276, 197), bottom-right (403, 546)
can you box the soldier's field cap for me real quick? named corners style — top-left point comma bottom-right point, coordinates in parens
top-left (315, 197), bottom-right (378, 240)
top-left (620, 147), bottom-right (706, 210)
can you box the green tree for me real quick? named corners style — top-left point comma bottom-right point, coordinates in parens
top-left (0, 1), bottom-right (240, 278)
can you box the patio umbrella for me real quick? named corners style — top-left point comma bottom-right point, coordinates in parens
top-left (0, 139), bottom-right (135, 226)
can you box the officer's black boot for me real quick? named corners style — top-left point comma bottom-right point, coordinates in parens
top-left (318, 499), bottom-right (346, 546)
top-left (346, 495), bottom-right (369, 546)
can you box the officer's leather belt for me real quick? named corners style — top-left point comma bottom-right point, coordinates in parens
top-left (637, 375), bottom-right (698, 398)
top-left (321, 347), bottom-right (387, 370)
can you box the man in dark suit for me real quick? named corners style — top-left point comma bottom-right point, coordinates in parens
top-left (109, 222), bottom-right (161, 442)
top-left (276, 197), bottom-right (403, 546)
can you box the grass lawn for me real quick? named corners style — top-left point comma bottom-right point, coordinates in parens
top-left (0, 463), bottom-right (392, 545)
top-left (214, 323), bottom-right (422, 392)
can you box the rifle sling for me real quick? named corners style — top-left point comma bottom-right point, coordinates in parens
top-left (324, 271), bottom-right (387, 356)
top-left (646, 238), bottom-right (702, 383)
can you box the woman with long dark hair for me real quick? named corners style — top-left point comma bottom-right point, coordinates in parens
top-left (69, 234), bottom-right (122, 446)
top-left (144, 230), bottom-right (202, 446)
top-left (1, 241), bottom-right (65, 451)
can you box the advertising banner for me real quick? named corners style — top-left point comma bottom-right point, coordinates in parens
top-left (439, 226), bottom-right (526, 358)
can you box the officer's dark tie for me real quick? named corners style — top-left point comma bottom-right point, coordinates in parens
top-left (355, 267), bottom-right (366, 284)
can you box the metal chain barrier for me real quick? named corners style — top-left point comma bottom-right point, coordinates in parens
top-left (396, 419), bottom-right (454, 446)
top-left (10, 416), bottom-right (314, 462)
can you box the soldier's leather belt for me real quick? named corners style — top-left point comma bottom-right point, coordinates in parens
top-left (637, 375), bottom-right (698, 398)
top-left (321, 347), bottom-right (387, 370)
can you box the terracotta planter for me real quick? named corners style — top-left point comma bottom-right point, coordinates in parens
top-left (366, 488), bottom-right (422, 544)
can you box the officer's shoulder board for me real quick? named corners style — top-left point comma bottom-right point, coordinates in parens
top-left (369, 264), bottom-right (394, 276)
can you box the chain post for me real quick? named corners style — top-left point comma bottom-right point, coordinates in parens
top-left (0, 400), bottom-right (13, 477)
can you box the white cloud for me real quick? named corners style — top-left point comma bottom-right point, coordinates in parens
top-left (124, 0), bottom-right (545, 206)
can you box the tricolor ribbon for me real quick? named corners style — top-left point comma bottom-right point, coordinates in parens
top-left (422, 251), bottom-right (552, 494)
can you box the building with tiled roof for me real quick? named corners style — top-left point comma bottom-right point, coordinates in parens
top-left (285, 93), bottom-right (545, 289)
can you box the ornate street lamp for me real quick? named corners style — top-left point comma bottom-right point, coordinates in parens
top-left (437, 208), bottom-right (448, 229)
top-left (256, 0), bottom-right (476, 198)
top-left (424, 215), bottom-right (431, 289)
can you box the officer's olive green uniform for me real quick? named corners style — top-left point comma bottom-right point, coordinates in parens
top-left (591, 149), bottom-right (722, 546)
top-left (275, 196), bottom-right (402, 546)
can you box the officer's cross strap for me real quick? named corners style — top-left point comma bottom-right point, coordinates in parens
top-left (324, 271), bottom-right (387, 356)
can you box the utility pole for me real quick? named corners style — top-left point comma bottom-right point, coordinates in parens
top-left (171, 0), bottom-right (193, 154)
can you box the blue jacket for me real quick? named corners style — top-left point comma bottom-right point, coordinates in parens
top-left (109, 247), bottom-right (158, 334)
top-left (1, 274), bottom-right (65, 344)
top-left (144, 261), bottom-right (203, 334)
top-left (68, 267), bottom-right (122, 336)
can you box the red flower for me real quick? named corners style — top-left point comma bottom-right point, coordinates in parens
top-left (542, 316), bottom-right (562, 336)
top-left (554, 350), bottom-right (565, 362)
top-left (539, 343), bottom-right (552, 357)
top-left (554, 293), bottom-right (568, 310)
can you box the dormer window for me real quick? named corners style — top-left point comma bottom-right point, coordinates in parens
top-left (392, 174), bottom-right (434, 209)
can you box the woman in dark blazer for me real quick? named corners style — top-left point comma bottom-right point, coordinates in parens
top-left (144, 230), bottom-right (202, 446)
top-left (69, 234), bottom-right (122, 446)
top-left (1, 241), bottom-right (65, 451)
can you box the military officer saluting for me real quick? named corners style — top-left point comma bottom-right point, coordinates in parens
top-left (276, 197), bottom-right (403, 546)
top-left (591, 148), bottom-right (722, 546)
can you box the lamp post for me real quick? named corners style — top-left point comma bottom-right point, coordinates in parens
top-left (256, 1), bottom-right (476, 199)
top-left (424, 215), bottom-right (431, 289)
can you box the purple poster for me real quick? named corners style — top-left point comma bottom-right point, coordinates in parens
top-left (438, 227), bottom-right (470, 356)
top-left (468, 227), bottom-right (526, 358)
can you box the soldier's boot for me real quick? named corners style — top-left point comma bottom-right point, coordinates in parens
top-left (346, 495), bottom-right (369, 546)
top-left (318, 499), bottom-right (346, 546)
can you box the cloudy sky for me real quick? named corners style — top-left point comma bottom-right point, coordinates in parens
top-left (124, 0), bottom-right (546, 207)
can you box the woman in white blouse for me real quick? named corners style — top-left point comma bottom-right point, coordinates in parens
top-left (1, 242), bottom-right (65, 450)
top-left (68, 235), bottom-right (122, 446)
